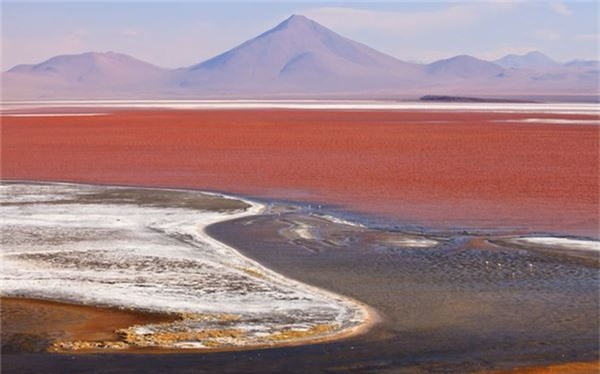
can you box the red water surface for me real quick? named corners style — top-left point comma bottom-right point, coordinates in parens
top-left (2, 110), bottom-right (598, 236)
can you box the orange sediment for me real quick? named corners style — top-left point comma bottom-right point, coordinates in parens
top-left (0, 297), bottom-right (176, 352)
top-left (480, 361), bottom-right (600, 374)
top-left (1, 296), bottom-right (380, 354)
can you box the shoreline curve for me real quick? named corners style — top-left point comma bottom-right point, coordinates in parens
top-left (0, 180), bottom-right (380, 353)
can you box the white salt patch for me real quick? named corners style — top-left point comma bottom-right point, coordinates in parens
top-left (172, 342), bottom-right (206, 349)
top-left (385, 238), bottom-right (438, 248)
top-left (133, 326), bottom-right (153, 335)
top-left (2, 113), bottom-right (108, 117)
top-left (513, 237), bottom-right (600, 252)
top-left (294, 223), bottom-right (314, 240)
top-left (496, 118), bottom-right (600, 125)
top-left (317, 214), bottom-right (366, 228)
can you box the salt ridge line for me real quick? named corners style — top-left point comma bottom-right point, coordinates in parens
top-left (0, 182), bottom-right (375, 350)
top-left (195, 198), bottom-right (378, 339)
top-left (1, 100), bottom-right (599, 115)
top-left (495, 118), bottom-right (600, 125)
top-left (2, 113), bottom-right (108, 117)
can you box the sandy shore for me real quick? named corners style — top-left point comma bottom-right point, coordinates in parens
top-left (1, 297), bottom-right (379, 355)
top-left (1, 110), bottom-right (598, 237)
top-left (2, 288), bottom-right (597, 372)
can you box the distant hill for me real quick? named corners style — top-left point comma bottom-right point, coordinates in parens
top-left (426, 55), bottom-right (505, 78)
top-left (494, 51), bottom-right (558, 69)
top-left (2, 16), bottom-right (598, 99)
top-left (3, 52), bottom-right (169, 99)
top-left (7, 51), bottom-right (166, 84)
top-left (564, 60), bottom-right (600, 69)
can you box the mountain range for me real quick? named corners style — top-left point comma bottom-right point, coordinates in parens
top-left (2, 15), bottom-right (598, 100)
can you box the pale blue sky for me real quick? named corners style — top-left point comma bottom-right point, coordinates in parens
top-left (2, 1), bottom-right (598, 71)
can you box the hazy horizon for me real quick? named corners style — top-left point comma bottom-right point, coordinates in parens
top-left (2, 1), bottom-right (599, 71)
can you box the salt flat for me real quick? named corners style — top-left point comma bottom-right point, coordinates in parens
top-left (0, 182), bottom-right (369, 350)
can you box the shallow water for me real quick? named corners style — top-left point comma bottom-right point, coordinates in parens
top-left (208, 211), bottom-right (599, 372)
top-left (1, 182), bottom-right (598, 373)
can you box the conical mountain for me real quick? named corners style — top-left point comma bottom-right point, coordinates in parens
top-left (174, 15), bottom-right (425, 95)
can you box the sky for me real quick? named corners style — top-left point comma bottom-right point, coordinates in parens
top-left (2, 1), bottom-right (598, 71)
